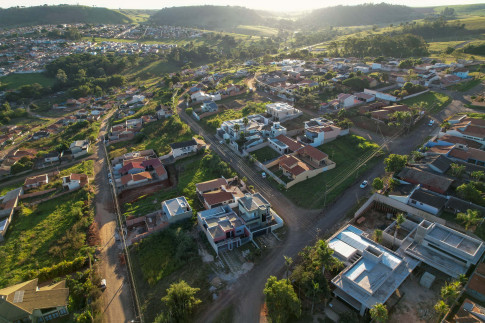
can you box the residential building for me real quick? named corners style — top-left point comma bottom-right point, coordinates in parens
top-left (329, 225), bottom-right (419, 316)
top-left (0, 279), bottom-right (69, 323)
top-left (451, 298), bottom-right (485, 322)
top-left (453, 68), bottom-right (470, 79)
top-left (120, 171), bottom-right (152, 188)
top-left (265, 102), bottom-right (301, 122)
top-left (161, 196), bottom-right (192, 224)
top-left (397, 167), bottom-right (453, 194)
top-left (404, 220), bottom-right (485, 277)
top-left (440, 117), bottom-right (485, 146)
top-left (62, 173), bottom-right (88, 190)
top-left (43, 151), bottom-right (60, 164)
top-left (200, 101), bottom-right (218, 113)
top-left (298, 124), bottom-right (342, 147)
top-left (70, 140), bottom-right (89, 158)
top-left (338, 93), bottom-right (358, 108)
top-left (467, 263), bottom-right (485, 302)
top-left (271, 134), bottom-right (304, 153)
top-left (408, 187), bottom-right (447, 215)
top-left (156, 105), bottom-right (172, 119)
top-left (0, 187), bottom-right (23, 242)
top-left (170, 138), bottom-right (198, 159)
top-left (23, 174), bottom-right (48, 190)
top-left (196, 178), bottom-right (228, 195)
top-left (197, 205), bottom-right (251, 255)
top-left (237, 193), bottom-right (272, 230)
top-left (448, 147), bottom-right (485, 166)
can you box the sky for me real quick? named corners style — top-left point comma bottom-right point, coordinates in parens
top-left (2, 0), bottom-right (484, 12)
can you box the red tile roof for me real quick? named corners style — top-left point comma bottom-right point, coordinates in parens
top-left (449, 147), bottom-right (485, 163)
top-left (141, 158), bottom-right (162, 168)
top-left (24, 174), bottom-right (47, 186)
top-left (298, 145), bottom-right (328, 161)
top-left (121, 171), bottom-right (152, 185)
top-left (154, 165), bottom-right (166, 177)
top-left (275, 135), bottom-right (304, 152)
top-left (119, 162), bottom-right (145, 174)
top-left (196, 178), bottom-right (227, 193)
top-left (202, 190), bottom-right (234, 206)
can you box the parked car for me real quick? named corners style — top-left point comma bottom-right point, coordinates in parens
top-left (428, 119), bottom-right (435, 126)
top-left (262, 172), bottom-right (266, 179)
top-left (100, 279), bottom-right (107, 290)
top-left (219, 140), bottom-right (224, 144)
top-left (360, 180), bottom-right (368, 188)
top-left (107, 173), bottom-right (112, 178)
top-left (109, 178), bottom-right (113, 185)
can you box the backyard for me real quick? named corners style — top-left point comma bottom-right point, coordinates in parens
top-left (0, 187), bottom-right (94, 287)
top-left (280, 135), bottom-right (383, 208)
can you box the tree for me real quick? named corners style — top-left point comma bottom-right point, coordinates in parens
top-left (393, 213), bottom-right (406, 248)
top-left (471, 170), bottom-right (484, 181)
top-left (440, 281), bottom-right (461, 305)
top-left (450, 163), bottom-right (466, 178)
top-left (264, 276), bottom-right (301, 323)
top-left (314, 240), bottom-right (342, 275)
top-left (384, 154), bottom-right (407, 173)
top-left (284, 256), bottom-right (293, 283)
top-left (456, 183), bottom-right (483, 205)
top-left (233, 123), bottom-right (240, 138)
top-left (370, 303), bottom-right (388, 323)
top-left (56, 69), bottom-right (67, 84)
top-left (311, 281), bottom-right (320, 315)
top-left (457, 209), bottom-right (481, 231)
top-left (161, 280), bottom-right (201, 322)
top-left (242, 117), bottom-right (249, 136)
top-left (372, 177), bottom-right (384, 191)
top-left (434, 300), bottom-right (449, 318)
top-left (373, 229), bottom-right (383, 243)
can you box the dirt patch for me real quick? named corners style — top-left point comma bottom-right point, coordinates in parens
top-left (118, 179), bottom-right (172, 204)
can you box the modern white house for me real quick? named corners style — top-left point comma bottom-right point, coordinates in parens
top-left (70, 140), bottom-right (90, 158)
top-left (62, 173), bottom-right (88, 191)
top-left (161, 196), bottom-right (193, 224)
top-left (266, 102), bottom-right (302, 122)
top-left (170, 139), bottom-right (198, 159)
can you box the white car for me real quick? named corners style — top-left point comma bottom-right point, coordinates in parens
top-left (428, 119), bottom-right (435, 126)
top-left (262, 172), bottom-right (266, 179)
top-left (109, 178), bottom-right (113, 184)
top-left (360, 180), bottom-right (368, 188)
top-left (219, 140), bottom-right (224, 144)
top-left (100, 279), bottom-right (107, 290)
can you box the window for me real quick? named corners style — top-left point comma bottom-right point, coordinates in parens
top-left (59, 308), bottom-right (68, 316)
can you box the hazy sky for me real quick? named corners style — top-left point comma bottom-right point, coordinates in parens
top-left (2, 0), bottom-right (484, 12)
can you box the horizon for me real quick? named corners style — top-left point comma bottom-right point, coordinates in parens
top-left (2, 0), bottom-right (485, 12)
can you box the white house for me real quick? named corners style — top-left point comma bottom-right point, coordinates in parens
top-left (62, 173), bottom-right (88, 191)
top-left (266, 102), bottom-right (302, 121)
top-left (170, 138), bottom-right (198, 159)
top-left (161, 196), bottom-right (193, 223)
top-left (70, 140), bottom-right (90, 158)
top-left (338, 93), bottom-right (358, 108)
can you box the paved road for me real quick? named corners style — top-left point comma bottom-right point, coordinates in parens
top-left (178, 82), bottom-right (485, 323)
top-left (93, 114), bottom-right (135, 323)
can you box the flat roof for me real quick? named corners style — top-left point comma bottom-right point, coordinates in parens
top-left (162, 196), bottom-right (191, 217)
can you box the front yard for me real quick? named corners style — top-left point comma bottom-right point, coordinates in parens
top-left (280, 135), bottom-right (383, 209)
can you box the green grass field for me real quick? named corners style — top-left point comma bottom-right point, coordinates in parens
top-left (251, 146), bottom-right (280, 163)
top-left (232, 25), bottom-right (278, 37)
top-left (448, 79), bottom-right (482, 92)
top-left (280, 135), bottom-right (383, 209)
top-left (0, 73), bottom-right (56, 90)
top-left (401, 91), bottom-right (452, 113)
top-left (0, 188), bottom-right (93, 287)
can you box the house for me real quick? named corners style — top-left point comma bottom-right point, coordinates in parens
top-left (24, 174), bottom-right (48, 190)
top-left (197, 205), bottom-right (251, 255)
top-left (237, 193), bottom-right (272, 230)
top-left (196, 178), bottom-right (228, 196)
top-left (397, 167), bottom-right (453, 194)
top-left (278, 155), bottom-right (311, 179)
top-left (451, 298), bottom-right (485, 322)
top-left (467, 263), bottom-right (485, 302)
top-left (70, 140), bottom-right (90, 158)
top-left (200, 101), bottom-right (218, 113)
top-left (441, 118), bottom-right (485, 146)
top-left (453, 68), bottom-right (469, 79)
top-left (161, 196), bottom-right (192, 224)
top-left (408, 187), bottom-right (447, 215)
top-left (265, 102), bottom-right (302, 121)
top-left (191, 90), bottom-right (220, 102)
top-left (273, 134), bottom-right (304, 153)
top-left (170, 138), bottom-right (198, 159)
top-left (404, 220), bottom-right (485, 277)
top-left (296, 145), bottom-right (329, 168)
top-left (0, 187), bottom-right (23, 242)
top-left (119, 162), bottom-right (145, 176)
top-left (298, 124), bottom-right (342, 147)
top-left (448, 147), bottom-right (485, 166)
top-left (202, 190), bottom-right (235, 209)
top-left (32, 131), bottom-right (49, 140)
top-left (43, 151), bottom-right (60, 164)
top-left (156, 105), bottom-right (172, 119)
top-left (354, 92), bottom-right (375, 103)
top-left (0, 279), bottom-right (69, 323)
top-left (329, 225), bottom-right (418, 316)
top-left (62, 173), bottom-right (88, 190)
top-left (120, 171), bottom-right (152, 188)
top-left (338, 93), bottom-right (358, 108)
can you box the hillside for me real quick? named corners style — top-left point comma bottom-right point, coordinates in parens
top-left (301, 3), bottom-right (423, 27)
top-left (431, 3), bottom-right (485, 16)
top-left (0, 5), bottom-right (132, 27)
top-left (150, 5), bottom-right (266, 30)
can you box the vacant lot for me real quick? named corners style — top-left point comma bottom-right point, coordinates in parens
top-left (0, 188), bottom-right (93, 287)
top-left (251, 146), bottom-right (280, 163)
top-left (281, 135), bottom-right (383, 209)
top-left (449, 79), bottom-right (482, 92)
top-left (401, 91), bottom-right (451, 113)
top-left (130, 223), bottom-right (212, 322)
top-left (0, 73), bottom-right (55, 90)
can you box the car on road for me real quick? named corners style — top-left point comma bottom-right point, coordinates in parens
top-left (428, 119), bottom-right (435, 126)
top-left (262, 172), bottom-right (266, 179)
top-left (219, 140), bottom-right (224, 144)
top-left (360, 180), bottom-right (368, 188)
top-left (107, 173), bottom-right (111, 178)
top-left (100, 279), bottom-right (107, 290)
top-left (109, 178), bottom-right (113, 185)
